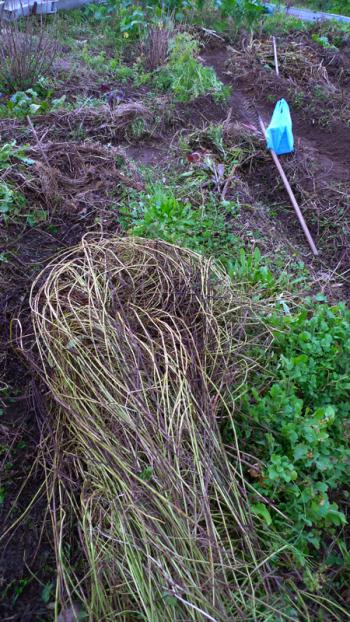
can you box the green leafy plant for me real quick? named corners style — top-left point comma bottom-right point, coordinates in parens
top-left (0, 141), bottom-right (38, 224)
top-left (0, 181), bottom-right (26, 223)
top-left (120, 184), bottom-right (238, 255)
top-left (154, 33), bottom-right (230, 102)
top-left (218, 0), bottom-right (265, 30)
top-left (0, 88), bottom-right (65, 119)
top-left (311, 33), bottom-right (338, 49)
top-left (0, 141), bottom-right (34, 169)
top-left (120, 5), bottom-right (147, 38)
top-left (236, 302), bottom-right (350, 554)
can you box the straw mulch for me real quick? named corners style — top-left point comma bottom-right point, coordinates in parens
top-left (4, 141), bottom-right (143, 215)
top-left (0, 102), bottom-right (151, 143)
top-left (228, 36), bottom-right (334, 88)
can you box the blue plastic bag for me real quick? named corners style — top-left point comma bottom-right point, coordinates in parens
top-left (266, 99), bottom-right (294, 155)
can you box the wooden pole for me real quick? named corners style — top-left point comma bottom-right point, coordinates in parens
top-left (259, 116), bottom-right (319, 256)
top-left (272, 36), bottom-right (279, 77)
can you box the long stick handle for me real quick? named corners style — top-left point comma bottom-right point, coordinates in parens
top-left (272, 36), bottom-right (279, 77)
top-left (259, 116), bottom-right (319, 256)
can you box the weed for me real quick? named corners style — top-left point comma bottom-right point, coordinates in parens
top-left (0, 179), bottom-right (46, 225)
top-left (120, 5), bottom-right (147, 38)
top-left (260, 12), bottom-right (309, 35)
top-left (0, 141), bottom-right (34, 168)
top-left (26, 209), bottom-right (48, 227)
top-left (41, 581), bottom-right (54, 604)
top-left (110, 63), bottom-right (134, 82)
top-left (119, 182), bottom-right (298, 298)
top-left (120, 183), bottom-right (239, 256)
top-left (185, 123), bottom-right (227, 157)
top-left (154, 33), bottom-right (230, 102)
top-left (80, 45), bottom-right (108, 71)
top-left (312, 33), bottom-right (338, 49)
top-left (0, 141), bottom-right (46, 224)
top-left (313, 85), bottom-right (328, 100)
top-left (0, 181), bottom-right (26, 223)
top-left (290, 88), bottom-right (305, 109)
top-left (235, 302), bottom-right (350, 556)
top-left (220, 0), bottom-right (266, 30)
top-left (0, 485), bottom-right (6, 504)
top-left (130, 117), bottom-right (146, 138)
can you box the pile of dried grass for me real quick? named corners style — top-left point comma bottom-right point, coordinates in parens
top-left (6, 141), bottom-right (142, 215)
top-left (0, 102), bottom-right (151, 143)
top-left (228, 36), bottom-right (333, 88)
top-left (228, 37), bottom-right (350, 127)
top-left (30, 236), bottom-right (286, 621)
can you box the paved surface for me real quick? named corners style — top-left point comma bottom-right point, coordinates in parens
top-left (265, 3), bottom-right (350, 23)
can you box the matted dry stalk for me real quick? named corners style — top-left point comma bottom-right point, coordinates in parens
top-left (0, 102), bottom-right (152, 143)
top-left (0, 12), bottom-right (59, 92)
top-left (4, 141), bottom-right (143, 215)
top-left (228, 36), bottom-right (333, 87)
top-left (30, 236), bottom-right (285, 621)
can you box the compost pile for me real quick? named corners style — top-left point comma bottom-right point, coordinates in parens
top-left (30, 236), bottom-right (274, 621)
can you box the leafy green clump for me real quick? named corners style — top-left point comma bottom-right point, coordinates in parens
top-left (0, 141), bottom-right (34, 169)
top-left (120, 183), bottom-right (238, 255)
top-left (119, 183), bottom-right (304, 296)
top-left (311, 33), bottom-right (338, 49)
top-left (0, 86), bottom-right (65, 119)
top-left (238, 302), bottom-right (350, 553)
top-left (0, 181), bottom-right (26, 223)
top-left (0, 141), bottom-right (45, 225)
top-left (154, 33), bottom-right (230, 102)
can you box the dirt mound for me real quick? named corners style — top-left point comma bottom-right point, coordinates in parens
top-left (222, 121), bottom-right (350, 274)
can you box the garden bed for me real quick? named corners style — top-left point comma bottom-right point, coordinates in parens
top-left (1, 10), bottom-right (350, 621)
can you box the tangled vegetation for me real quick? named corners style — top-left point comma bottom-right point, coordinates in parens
top-left (31, 237), bottom-right (274, 621)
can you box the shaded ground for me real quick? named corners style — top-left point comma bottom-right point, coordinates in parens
top-left (1, 26), bottom-right (350, 620)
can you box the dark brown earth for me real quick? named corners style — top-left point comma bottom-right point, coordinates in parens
top-left (1, 31), bottom-right (350, 621)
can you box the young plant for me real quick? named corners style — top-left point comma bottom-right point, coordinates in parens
top-left (0, 181), bottom-right (26, 223)
top-left (0, 141), bottom-right (34, 169)
top-left (120, 184), bottom-right (238, 256)
top-left (219, 0), bottom-right (265, 30)
top-left (1, 88), bottom-right (65, 119)
top-left (311, 33), bottom-right (338, 49)
top-left (154, 33), bottom-right (230, 102)
top-left (0, 141), bottom-right (34, 223)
